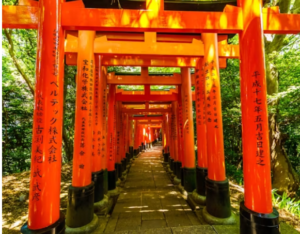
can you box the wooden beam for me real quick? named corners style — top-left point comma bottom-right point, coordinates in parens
top-left (123, 108), bottom-right (171, 113)
top-left (130, 116), bottom-right (163, 120)
top-left (65, 32), bottom-right (240, 58)
top-left (116, 93), bottom-right (177, 102)
top-left (66, 54), bottom-right (228, 68)
top-left (61, 3), bottom-right (243, 33)
top-left (3, 4), bottom-right (300, 35)
top-left (108, 73), bottom-right (181, 85)
top-left (2, 5), bottom-right (39, 29)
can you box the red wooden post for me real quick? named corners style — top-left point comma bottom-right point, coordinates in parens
top-left (181, 68), bottom-right (196, 192)
top-left (201, 33), bottom-right (233, 222)
top-left (21, 0), bottom-right (65, 232)
top-left (177, 85), bottom-right (185, 185)
top-left (66, 30), bottom-right (97, 228)
top-left (134, 119), bottom-right (140, 156)
top-left (172, 101), bottom-right (180, 179)
top-left (193, 58), bottom-right (208, 203)
top-left (129, 119), bottom-right (135, 157)
top-left (239, 0), bottom-right (279, 232)
top-left (115, 102), bottom-right (123, 180)
top-left (100, 63), bottom-right (108, 194)
top-left (91, 55), bottom-right (105, 203)
top-left (107, 84), bottom-right (117, 190)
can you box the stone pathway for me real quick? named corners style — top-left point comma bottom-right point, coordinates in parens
top-left (98, 145), bottom-right (299, 234)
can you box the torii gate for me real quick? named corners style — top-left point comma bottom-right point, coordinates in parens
top-left (3, 0), bottom-right (300, 233)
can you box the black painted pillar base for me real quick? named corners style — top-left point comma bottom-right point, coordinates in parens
top-left (103, 169), bottom-right (108, 194)
top-left (21, 212), bottom-right (65, 234)
top-left (206, 177), bottom-right (231, 218)
top-left (117, 163), bottom-right (123, 179)
top-left (163, 153), bottom-right (169, 162)
top-left (240, 201), bottom-right (279, 234)
top-left (181, 167), bottom-right (185, 186)
top-left (92, 170), bottom-right (104, 203)
top-left (66, 183), bottom-right (95, 228)
top-left (115, 163), bottom-right (121, 180)
top-left (129, 146), bottom-right (134, 158)
top-left (139, 146), bottom-right (142, 152)
top-left (196, 166), bottom-right (208, 196)
top-left (108, 170), bottom-right (116, 190)
top-left (183, 167), bottom-right (196, 192)
top-left (133, 149), bottom-right (138, 156)
top-left (121, 159), bottom-right (126, 173)
top-left (175, 161), bottom-right (182, 179)
top-left (170, 158), bottom-right (175, 172)
top-left (126, 152), bottom-right (130, 164)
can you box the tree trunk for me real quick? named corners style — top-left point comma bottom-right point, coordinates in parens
top-left (269, 114), bottom-right (300, 196)
top-left (265, 47), bottom-right (300, 195)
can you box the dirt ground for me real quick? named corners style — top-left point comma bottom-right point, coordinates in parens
top-left (2, 163), bottom-right (300, 233)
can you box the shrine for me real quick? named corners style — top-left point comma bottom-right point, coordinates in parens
top-left (2, 0), bottom-right (300, 233)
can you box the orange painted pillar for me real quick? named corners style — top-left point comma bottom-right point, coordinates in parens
top-left (138, 123), bottom-right (143, 151)
top-left (107, 84), bottom-right (117, 190)
top-left (238, 0), bottom-right (279, 232)
top-left (181, 68), bottom-right (196, 192)
top-left (172, 102), bottom-right (179, 162)
top-left (134, 120), bottom-right (140, 154)
top-left (177, 86), bottom-right (185, 184)
top-left (202, 33), bottom-right (232, 219)
top-left (171, 101), bottom-right (179, 177)
top-left (21, 0), bottom-right (65, 232)
top-left (66, 31), bottom-right (97, 228)
top-left (163, 115), bottom-right (167, 153)
top-left (100, 64), bottom-right (108, 194)
top-left (91, 55), bottom-right (106, 203)
top-left (128, 119), bottom-right (134, 157)
top-left (115, 102), bottom-right (122, 179)
top-left (194, 58), bottom-right (208, 198)
top-left (124, 113), bottom-right (130, 162)
top-left (168, 110), bottom-right (175, 164)
top-left (165, 113), bottom-right (170, 154)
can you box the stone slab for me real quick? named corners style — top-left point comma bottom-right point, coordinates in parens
top-left (115, 218), bottom-right (141, 232)
top-left (141, 219), bottom-right (167, 229)
top-left (142, 211), bottom-right (165, 220)
top-left (213, 225), bottom-right (239, 234)
top-left (172, 225), bottom-right (216, 234)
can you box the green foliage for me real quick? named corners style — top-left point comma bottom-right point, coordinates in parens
top-left (272, 41), bottom-right (300, 173)
top-left (2, 54), bottom-right (33, 175)
top-left (272, 189), bottom-right (300, 218)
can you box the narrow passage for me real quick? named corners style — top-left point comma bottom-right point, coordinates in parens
top-left (102, 145), bottom-right (222, 233)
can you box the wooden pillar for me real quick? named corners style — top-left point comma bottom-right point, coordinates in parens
top-left (239, 0), bottom-right (279, 232)
top-left (128, 119), bottom-right (134, 157)
top-left (115, 102), bottom-right (122, 179)
top-left (177, 85), bottom-right (184, 172)
top-left (21, 0), bottom-right (65, 232)
top-left (134, 120), bottom-right (139, 152)
top-left (181, 68), bottom-right (196, 192)
top-left (107, 84), bottom-right (117, 190)
top-left (177, 85), bottom-right (185, 185)
top-left (202, 33), bottom-right (232, 220)
top-left (100, 64), bottom-right (108, 194)
top-left (172, 101), bottom-right (180, 178)
top-left (194, 58), bottom-right (208, 198)
top-left (91, 55), bottom-right (105, 203)
top-left (67, 30), bottom-right (96, 228)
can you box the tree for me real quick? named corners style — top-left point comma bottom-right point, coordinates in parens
top-left (264, 0), bottom-right (300, 195)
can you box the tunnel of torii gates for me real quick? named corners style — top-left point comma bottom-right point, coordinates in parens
top-left (3, 0), bottom-right (300, 233)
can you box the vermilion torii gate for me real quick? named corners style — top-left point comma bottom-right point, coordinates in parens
top-left (3, 0), bottom-right (300, 233)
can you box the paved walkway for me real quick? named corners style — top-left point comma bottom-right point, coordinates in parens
top-left (97, 144), bottom-right (298, 234)
top-left (102, 145), bottom-right (213, 233)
